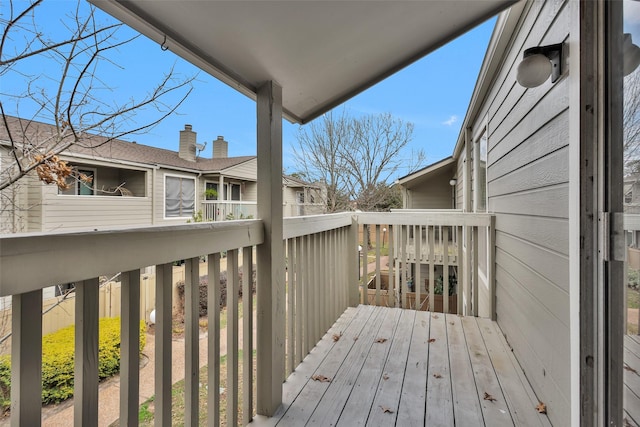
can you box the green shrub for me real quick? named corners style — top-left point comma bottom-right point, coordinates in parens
top-left (0, 316), bottom-right (146, 410)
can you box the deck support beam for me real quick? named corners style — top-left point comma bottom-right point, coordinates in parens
top-left (256, 80), bottom-right (285, 416)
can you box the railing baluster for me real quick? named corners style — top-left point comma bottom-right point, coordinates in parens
top-left (349, 217), bottom-right (359, 306)
top-left (457, 227), bottom-right (464, 315)
top-left (227, 249), bottom-right (239, 426)
top-left (314, 233), bottom-right (321, 343)
top-left (472, 226), bottom-right (479, 316)
top-left (207, 253), bottom-right (221, 427)
top-left (489, 216), bottom-right (497, 320)
top-left (185, 257), bottom-right (200, 426)
top-left (401, 225), bottom-right (408, 309)
top-left (287, 238), bottom-right (295, 376)
top-left (156, 263), bottom-right (173, 427)
top-left (121, 269), bottom-right (141, 426)
top-left (415, 225), bottom-right (422, 310)
top-left (295, 236), bottom-right (304, 364)
top-left (375, 225), bottom-right (381, 306)
top-left (443, 227), bottom-right (450, 313)
top-left (74, 279), bottom-right (98, 427)
top-left (388, 225), bottom-right (395, 307)
top-left (428, 227), bottom-right (435, 312)
top-left (242, 246), bottom-right (254, 423)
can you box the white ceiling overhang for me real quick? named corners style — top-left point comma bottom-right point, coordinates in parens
top-left (91, 0), bottom-right (516, 124)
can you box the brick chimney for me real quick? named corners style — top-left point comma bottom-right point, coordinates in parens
top-left (179, 124), bottom-right (197, 161)
top-left (213, 135), bottom-right (228, 158)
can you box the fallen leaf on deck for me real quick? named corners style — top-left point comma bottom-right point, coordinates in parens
top-left (333, 332), bottom-right (343, 342)
top-left (624, 417), bottom-right (633, 427)
top-left (483, 392), bottom-right (497, 402)
top-left (535, 401), bottom-right (547, 414)
top-left (433, 373), bottom-right (442, 379)
top-left (312, 375), bottom-right (331, 383)
top-left (449, 322), bottom-right (455, 325)
top-left (380, 406), bottom-right (394, 414)
top-left (428, 338), bottom-right (436, 343)
top-left (624, 364), bottom-right (638, 374)
top-left (432, 314), bottom-right (439, 319)
top-left (353, 336), bottom-right (359, 341)
top-left (383, 374), bottom-right (389, 380)
top-left (375, 338), bottom-right (388, 343)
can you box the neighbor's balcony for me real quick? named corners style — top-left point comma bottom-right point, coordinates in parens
top-left (0, 211), bottom-right (553, 426)
top-left (201, 200), bottom-right (327, 221)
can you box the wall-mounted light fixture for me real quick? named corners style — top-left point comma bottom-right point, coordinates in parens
top-left (449, 178), bottom-right (457, 186)
top-left (516, 43), bottom-right (563, 88)
top-left (624, 33), bottom-right (640, 76)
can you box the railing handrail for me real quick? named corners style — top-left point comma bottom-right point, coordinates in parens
top-left (283, 212), bottom-right (352, 239)
top-left (360, 211), bottom-right (493, 227)
top-left (0, 219), bottom-right (264, 297)
top-left (201, 200), bottom-right (257, 205)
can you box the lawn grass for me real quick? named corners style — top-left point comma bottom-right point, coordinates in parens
top-left (137, 350), bottom-right (257, 426)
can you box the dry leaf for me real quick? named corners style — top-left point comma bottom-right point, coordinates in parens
top-left (383, 374), bottom-right (389, 380)
top-left (333, 332), bottom-right (343, 342)
top-left (624, 418), bottom-right (633, 427)
top-left (624, 364), bottom-right (638, 374)
top-left (353, 336), bottom-right (359, 341)
top-left (311, 375), bottom-right (331, 383)
top-left (535, 401), bottom-right (547, 414)
top-left (483, 392), bottom-right (497, 402)
top-left (380, 406), bottom-right (394, 414)
top-left (428, 338), bottom-right (436, 343)
top-left (432, 314), bottom-right (439, 319)
top-left (375, 338), bottom-right (388, 343)
top-left (449, 322), bottom-right (455, 325)
top-left (433, 373), bottom-right (442, 379)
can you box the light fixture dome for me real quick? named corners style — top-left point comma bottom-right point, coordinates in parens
top-left (624, 33), bottom-right (640, 76)
top-left (516, 54), bottom-right (552, 88)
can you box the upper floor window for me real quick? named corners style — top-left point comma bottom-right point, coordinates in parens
top-left (474, 130), bottom-right (487, 212)
top-left (59, 168), bottom-right (95, 196)
top-left (165, 175), bottom-right (195, 218)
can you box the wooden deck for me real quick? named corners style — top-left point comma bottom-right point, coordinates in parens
top-left (254, 305), bottom-right (552, 426)
top-left (625, 334), bottom-right (640, 426)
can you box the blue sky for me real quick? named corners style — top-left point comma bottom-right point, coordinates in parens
top-left (3, 1), bottom-right (496, 178)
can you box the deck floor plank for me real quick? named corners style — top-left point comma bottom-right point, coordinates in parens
top-left (477, 317), bottom-right (551, 427)
top-left (367, 309), bottom-right (416, 427)
top-left (254, 306), bottom-right (552, 427)
top-left (461, 315), bottom-right (514, 426)
top-left (625, 384), bottom-right (640, 426)
top-left (334, 308), bottom-right (403, 427)
top-left (395, 310), bottom-right (431, 426)
top-left (447, 314), bottom-right (485, 426)
top-left (305, 306), bottom-right (397, 426)
top-left (425, 313), bottom-right (454, 426)
top-left (276, 305), bottom-right (378, 426)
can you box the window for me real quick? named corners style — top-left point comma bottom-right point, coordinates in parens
top-left (205, 182), bottom-right (219, 200)
top-left (165, 175), bottom-right (195, 217)
top-left (223, 183), bottom-right (241, 201)
top-left (59, 168), bottom-right (95, 195)
top-left (474, 131), bottom-right (487, 212)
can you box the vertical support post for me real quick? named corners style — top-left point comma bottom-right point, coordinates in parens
top-left (256, 80), bottom-right (284, 416)
top-left (74, 280), bottom-right (98, 427)
top-left (185, 257), bottom-right (200, 426)
top-left (12, 290), bottom-right (43, 427)
top-left (121, 269), bottom-right (141, 426)
top-left (208, 253), bottom-right (221, 427)
top-left (155, 263), bottom-right (173, 426)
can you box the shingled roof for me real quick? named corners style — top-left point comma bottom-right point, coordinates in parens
top-left (0, 116), bottom-right (255, 173)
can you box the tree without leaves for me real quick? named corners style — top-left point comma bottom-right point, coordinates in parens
top-left (625, 68), bottom-right (640, 176)
top-left (292, 110), bottom-right (423, 213)
top-left (0, 0), bottom-right (196, 196)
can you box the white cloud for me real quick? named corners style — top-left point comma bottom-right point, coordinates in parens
top-left (442, 115), bottom-right (458, 126)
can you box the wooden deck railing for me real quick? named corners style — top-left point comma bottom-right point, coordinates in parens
top-left (201, 200), bottom-right (258, 221)
top-left (0, 210), bottom-right (494, 425)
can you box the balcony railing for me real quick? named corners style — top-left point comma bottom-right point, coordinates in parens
top-left (0, 211), bottom-right (494, 425)
top-left (201, 200), bottom-right (258, 221)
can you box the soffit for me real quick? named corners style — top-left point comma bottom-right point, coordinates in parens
top-left (92, 0), bottom-right (516, 124)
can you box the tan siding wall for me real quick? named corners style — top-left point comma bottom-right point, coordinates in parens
top-left (244, 181), bottom-right (257, 202)
top-left (472, 1), bottom-right (570, 425)
top-left (26, 174), bottom-right (43, 232)
top-left (224, 158), bottom-right (258, 180)
top-left (407, 167), bottom-right (454, 209)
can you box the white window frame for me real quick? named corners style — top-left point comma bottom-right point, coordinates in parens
top-left (164, 173), bottom-right (197, 219)
top-left (204, 180), bottom-right (219, 200)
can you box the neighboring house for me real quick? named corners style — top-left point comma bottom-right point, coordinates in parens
top-left (0, 117), bottom-right (325, 233)
top-left (397, 156), bottom-right (457, 210)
